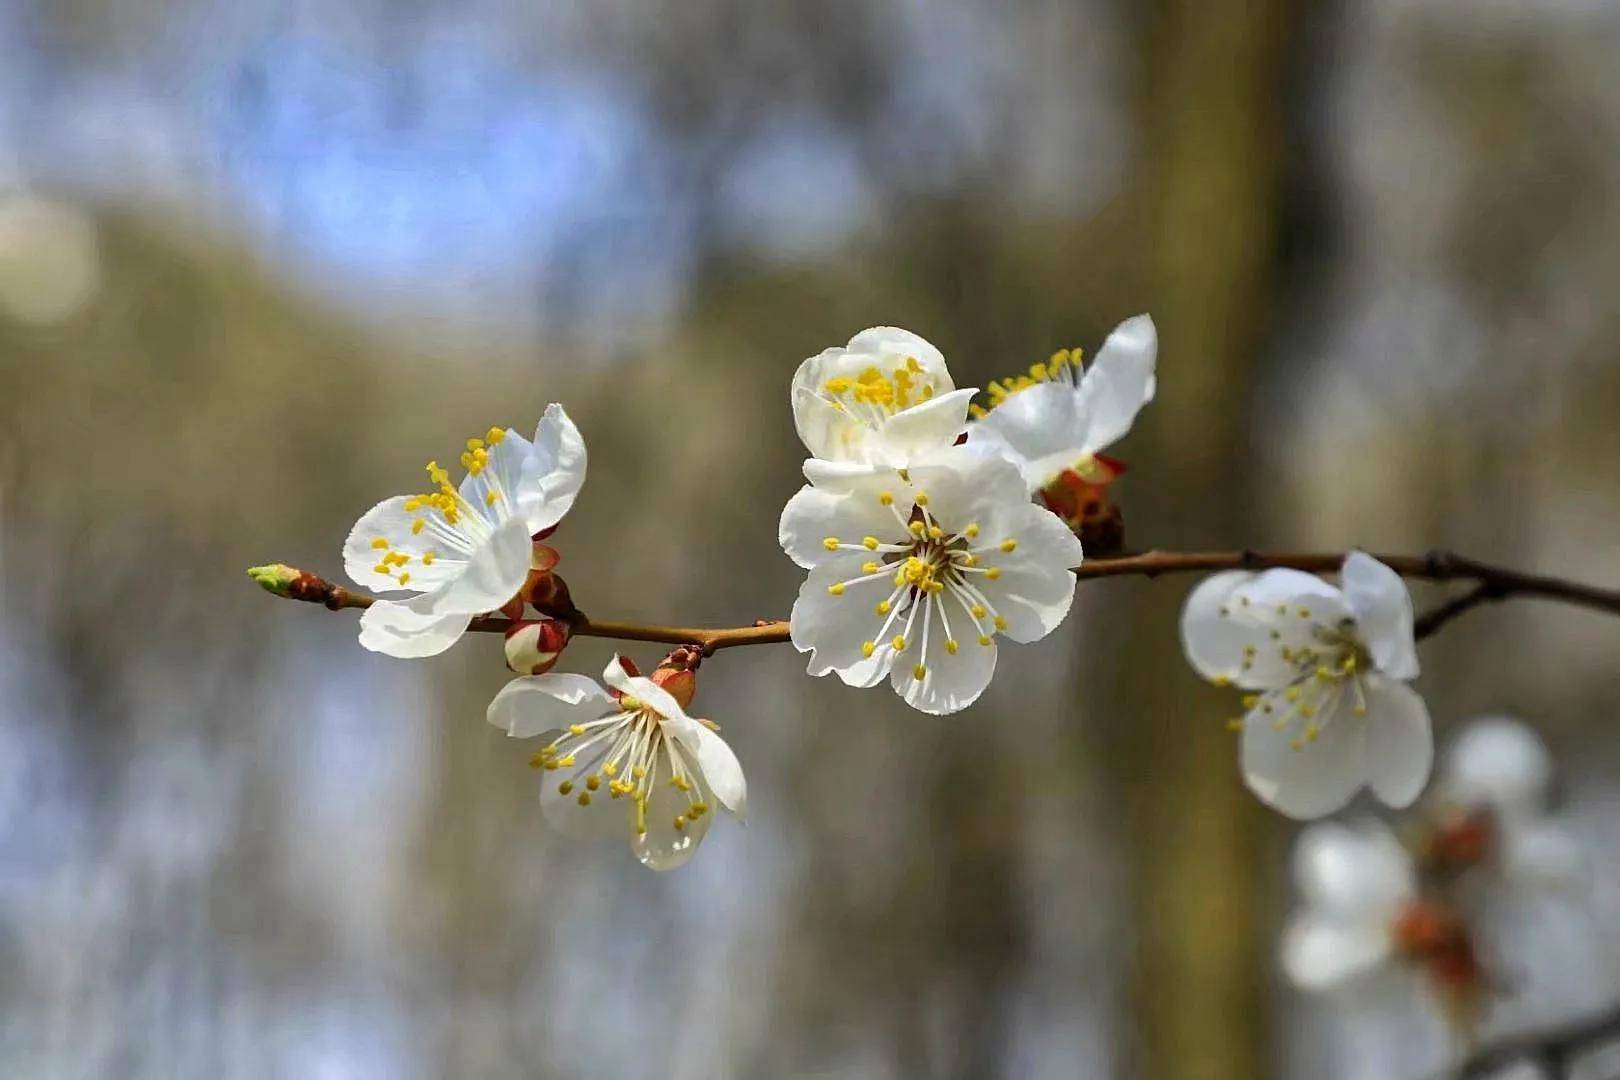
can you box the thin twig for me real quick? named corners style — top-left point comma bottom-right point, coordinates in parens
top-left (1446, 1002), bottom-right (1620, 1079)
top-left (248, 548), bottom-right (1620, 655)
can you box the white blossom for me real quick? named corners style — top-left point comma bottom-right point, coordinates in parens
top-left (969, 314), bottom-right (1157, 493)
top-left (487, 656), bottom-right (746, 871)
top-left (1180, 552), bottom-right (1431, 818)
top-left (791, 326), bottom-right (977, 478)
top-left (1282, 820), bottom-right (1418, 992)
top-left (780, 444), bottom-right (1084, 715)
top-left (1440, 717), bottom-right (1582, 885)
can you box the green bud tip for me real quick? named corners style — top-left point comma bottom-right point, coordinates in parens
top-left (246, 563), bottom-right (301, 597)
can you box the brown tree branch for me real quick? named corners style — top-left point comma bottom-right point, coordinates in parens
top-left (248, 548), bottom-right (1620, 655)
top-left (1445, 1002), bottom-right (1620, 1079)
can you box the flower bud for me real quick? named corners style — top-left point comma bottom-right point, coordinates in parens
top-left (504, 618), bottom-right (571, 676)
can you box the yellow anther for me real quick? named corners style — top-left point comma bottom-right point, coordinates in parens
top-left (387, 551), bottom-right (410, 566)
top-left (485, 490), bottom-right (499, 506)
top-left (913, 664), bottom-right (927, 681)
top-left (993, 615), bottom-right (1008, 631)
top-left (999, 539), bottom-right (1018, 553)
top-left (567, 724), bottom-right (585, 736)
top-left (1284, 688), bottom-right (1300, 703)
top-left (928, 525), bottom-right (943, 540)
top-left (827, 583), bottom-right (846, 596)
top-left (411, 518), bottom-right (425, 535)
top-left (557, 756), bottom-right (576, 767)
top-left (879, 491), bottom-right (894, 506)
top-left (862, 561), bottom-right (880, 574)
top-left (421, 551), bottom-right (436, 565)
top-left (397, 572), bottom-right (410, 585)
top-left (977, 634), bottom-right (992, 646)
top-left (1211, 675), bottom-right (1232, 688)
top-left (673, 815), bottom-right (686, 832)
top-left (371, 537), bottom-right (389, 550)
top-left (1299, 704), bottom-right (1316, 719)
top-left (908, 521), bottom-right (925, 536)
top-left (985, 567), bottom-right (1002, 580)
top-left (403, 498), bottom-right (423, 512)
top-left (905, 356), bottom-right (921, 373)
top-left (486, 427), bottom-right (506, 443)
top-left (585, 775), bottom-right (601, 791)
top-left (823, 537), bottom-right (841, 551)
top-left (971, 604), bottom-right (987, 618)
top-left (618, 696), bottom-right (641, 712)
top-left (373, 562), bottom-right (390, 576)
top-left (577, 792), bottom-right (591, 806)
top-left (1241, 694), bottom-right (1260, 709)
top-left (824, 376), bottom-right (852, 394)
top-left (945, 639), bottom-right (959, 654)
top-left (1226, 718), bottom-right (1245, 732)
top-left (964, 523), bottom-right (980, 538)
top-left (862, 641), bottom-right (876, 658)
top-left (863, 536), bottom-right (879, 550)
top-left (1315, 666), bottom-right (1333, 680)
top-left (875, 600), bottom-right (891, 615)
top-left (915, 492), bottom-right (929, 506)
top-left (466, 437), bottom-right (484, 452)
top-left (601, 762), bottom-right (617, 776)
top-left (632, 766), bottom-right (646, 780)
top-left (891, 635), bottom-right (906, 652)
top-left (558, 781), bottom-right (574, 796)
top-left (1304, 724), bottom-right (1320, 742)
top-left (969, 404), bottom-right (988, 420)
top-left (1298, 607), bottom-right (1311, 618)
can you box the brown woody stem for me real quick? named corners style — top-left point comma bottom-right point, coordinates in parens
top-left (249, 548), bottom-right (1620, 656)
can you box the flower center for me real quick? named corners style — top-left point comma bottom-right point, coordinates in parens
top-left (821, 488), bottom-right (1020, 681)
top-left (819, 358), bottom-right (938, 425)
top-left (366, 426), bottom-right (511, 587)
top-left (968, 347), bottom-right (1083, 419)
top-left (530, 700), bottom-right (710, 837)
top-left (1228, 613), bottom-right (1373, 749)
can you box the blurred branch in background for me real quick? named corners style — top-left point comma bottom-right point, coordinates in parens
top-left (1450, 1003), bottom-right (1620, 1080)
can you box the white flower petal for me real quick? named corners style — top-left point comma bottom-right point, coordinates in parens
top-left (835, 651), bottom-right (894, 688)
top-left (971, 504), bottom-right (1083, 644)
top-left (790, 562), bottom-right (896, 679)
top-left (402, 516), bottom-right (531, 617)
top-left (1340, 552), bottom-right (1418, 680)
top-left (1293, 820), bottom-right (1414, 913)
top-left (342, 495), bottom-right (465, 593)
top-left (632, 770), bottom-right (714, 871)
top-left (892, 621), bottom-right (997, 715)
top-left (778, 484), bottom-right (899, 569)
top-left (356, 601), bottom-right (471, 658)
top-left (791, 384), bottom-right (870, 464)
top-left (1281, 912), bottom-right (1393, 991)
top-left (1360, 675), bottom-right (1433, 809)
top-left (1180, 571), bottom-right (1258, 682)
top-left (599, 656), bottom-right (688, 722)
top-left (485, 674), bottom-right (616, 738)
top-left (521, 403), bottom-right (588, 533)
top-left (875, 388), bottom-right (977, 463)
top-left (1241, 694), bottom-right (1367, 820)
top-left (1073, 313), bottom-right (1157, 451)
top-left (669, 718), bottom-right (747, 817)
top-left (844, 326), bottom-right (950, 383)
top-left (970, 381), bottom-right (1086, 490)
top-left (1442, 716), bottom-right (1553, 816)
top-left (538, 756), bottom-right (629, 841)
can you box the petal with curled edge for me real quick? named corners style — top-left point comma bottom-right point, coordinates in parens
top-left (485, 673), bottom-right (616, 738)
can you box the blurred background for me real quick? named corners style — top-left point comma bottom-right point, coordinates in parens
top-left (4, 0), bottom-right (1620, 1076)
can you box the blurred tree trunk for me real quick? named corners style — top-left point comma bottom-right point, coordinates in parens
top-left (1099, 3), bottom-right (1302, 1078)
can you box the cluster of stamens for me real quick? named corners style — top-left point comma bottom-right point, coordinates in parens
top-left (529, 696), bottom-right (710, 837)
top-left (968, 346), bottom-right (1083, 419)
top-left (368, 427), bottom-right (509, 585)
top-left (1216, 600), bottom-right (1372, 750)
top-left (820, 487), bottom-right (1017, 680)
top-left (819, 357), bottom-right (937, 422)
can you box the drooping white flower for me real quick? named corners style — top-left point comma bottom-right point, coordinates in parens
top-left (1436, 717), bottom-right (1582, 885)
top-left (1180, 552), bottom-right (1431, 819)
top-left (343, 404), bottom-right (586, 658)
top-left (1282, 820), bottom-right (1419, 992)
top-left (969, 314), bottom-right (1157, 494)
top-left (791, 327), bottom-right (978, 477)
top-left (487, 655), bottom-right (746, 871)
top-left (779, 444), bottom-right (1085, 715)
top-left (1284, 821), bottom-right (1486, 1019)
